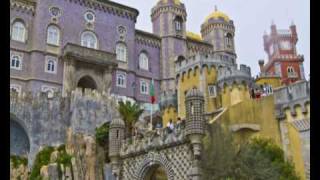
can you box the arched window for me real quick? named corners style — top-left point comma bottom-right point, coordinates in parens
top-left (10, 55), bottom-right (22, 70)
top-left (81, 31), bottom-right (98, 49)
top-left (116, 73), bottom-right (126, 88)
top-left (174, 16), bottom-right (183, 31)
top-left (11, 21), bottom-right (26, 42)
top-left (45, 56), bottom-right (57, 74)
top-left (139, 52), bottom-right (149, 71)
top-left (116, 43), bottom-right (127, 62)
top-left (47, 25), bottom-right (60, 46)
top-left (287, 66), bottom-right (294, 73)
top-left (225, 33), bottom-right (233, 48)
top-left (140, 80), bottom-right (148, 94)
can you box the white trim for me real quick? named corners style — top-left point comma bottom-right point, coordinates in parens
top-left (44, 56), bottom-right (58, 74)
top-left (11, 21), bottom-right (26, 43)
top-left (41, 85), bottom-right (57, 98)
top-left (116, 43), bottom-right (127, 62)
top-left (116, 72), bottom-right (126, 88)
top-left (139, 52), bottom-right (149, 71)
top-left (140, 79), bottom-right (149, 95)
top-left (10, 51), bottom-right (23, 70)
top-left (10, 84), bottom-right (22, 95)
top-left (81, 31), bottom-right (98, 49)
top-left (208, 85), bottom-right (217, 98)
top-left (84, 11), bottom-right (95, 23)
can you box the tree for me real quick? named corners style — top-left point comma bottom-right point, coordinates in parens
top-left (118, 101), bottom-right (144, 137)
top-left (201, 123), bottom-right (300, 180)
top-left (95, 122), bottom-right (110, 162)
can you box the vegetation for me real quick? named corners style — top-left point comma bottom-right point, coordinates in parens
top-left (95, 122), bottom-right (110, 162)
top-left (201, 123), bottom-right (300, 180)
top-left (118, 100), bottom-right (144, 137)
top-left (10, 155), bottom-right (28, 168)
top-left (30, 146), bottom-right (55, 180)
top-left (56, 144), bottom-right (73, 180)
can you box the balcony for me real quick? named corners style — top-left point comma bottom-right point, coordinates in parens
top-left (288, 72), bottom-right (298, 78)
top-left (62, 43), bottom-right (117, 67)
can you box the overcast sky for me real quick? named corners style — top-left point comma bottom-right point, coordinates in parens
top-left (115, 0), bottom-right (310, 77)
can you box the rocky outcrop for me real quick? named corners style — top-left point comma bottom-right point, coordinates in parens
top-left (10, 161), bottom-right (29, 180)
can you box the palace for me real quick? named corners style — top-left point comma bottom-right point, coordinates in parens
top-left (10, 0), bottom-right (309, 179)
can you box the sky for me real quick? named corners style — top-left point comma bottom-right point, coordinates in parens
top-left (115, 0), bottom-right (310, 77)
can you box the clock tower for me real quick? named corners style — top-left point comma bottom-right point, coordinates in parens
top-left (259, 22), bottom-right (305, 85)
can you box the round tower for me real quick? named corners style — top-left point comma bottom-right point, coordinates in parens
top-left (201, 6), bottom-right (236, 64)
top-left (185, 88), bottom-right (205, 157)
top-left (109, 118), bottom-right (125, 178)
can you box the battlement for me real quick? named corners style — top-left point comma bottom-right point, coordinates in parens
top-left (273, 80), bottom-right (310, 118)
top-left (120, 127), bottom-right (187, 158)
top-left (216, 65), bottom-right (253, 89)
top-left (159, 91), bottom-right (177, 110)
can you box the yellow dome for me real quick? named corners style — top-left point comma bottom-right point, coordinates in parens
top-left (159, 0), bottom-right (181, 5)
top-left (186, 31), bottom-right (202, 41)
top-left (205, 8), bottom-right (230, 22)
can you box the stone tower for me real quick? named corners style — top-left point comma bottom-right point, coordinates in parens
top-left (109, 118), bottom-right (125, 178)
top-left (151, 0), bottom-right (188, 93)
top-left (201, 6), bottom-right (237, 64)
top-left (185, 88), bottom-right (205, 180)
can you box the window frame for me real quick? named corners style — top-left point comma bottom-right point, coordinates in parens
top-left (116, 72), bottom-right (126, 88)
top-left (140, 80), bottom-right (149, 95)
top-left (45, 56), bottom-right (57, 74)
top-left (116, 43), bottom-right (127, 62)
top-left (11, 21), bottom-right (26, 43)
top-left (139, 52), bottom-right (149, 71)
top-left (10, 53), bottom-right (22, 70)
top-left (84, 11), bottom-right (95, 23)
top-left (46, 25), bottom-right (60, 46)
top-left (41, 85), bottom-right (56, 98)
top-left (81, 31), bottom-right (98, 49)
top-left (208, 85), bottom-right (217, 98)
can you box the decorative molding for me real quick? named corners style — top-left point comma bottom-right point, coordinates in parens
top-left (10, 0), bottom-right (36, 15)
top-left (229, 123), bottom-right (261, 132)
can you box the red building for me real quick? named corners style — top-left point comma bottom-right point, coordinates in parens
top-left (258, 22), bottom-right (305, 85)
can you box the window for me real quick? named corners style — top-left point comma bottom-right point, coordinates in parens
top-left (11, 21), bottom-right (26, 42)
top-left (280, 41), bottom-right (291, 50)
top-left (49, 7), bottom-right (62, 17)
top-left (174, 16), bottom-right (183, 31)
top-left (10, 84), bottom-right (21, 95)
top-left (47, 25), bottom-right (60, 46)
top-left (10, 54), bottom-right (22, 70)
top-left (84, 11), bottom-right (95, 23)
top-left (287, 66), bottom-right (296, 77)
top-left (208, 85), bottom-right (217, 97)
top-left (225, 33), bottom-right (233, 48)
top-left (140, 80), bottom-right (148, 94)
top-left (45, 56), bottom-right (57, 74)
top-left (139, 52), bottom-right (149, 70)
top-left (81, 31), bottom-right (98, 49)
top-left (116, 43), bottom-right (127, 62)
top-left (41, 85), bottom-right (56, 98)
top-left (116, 73), bottom-right (126, 88)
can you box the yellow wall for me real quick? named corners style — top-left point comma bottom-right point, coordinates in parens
top-left (162, 106), bottom-right (178, 126)
top-left (256, 77), bottom-right (282, 89)
top-left (221, 84), bottom-right (250, 107)
top-left (214, 95), bottom-right (282, 146)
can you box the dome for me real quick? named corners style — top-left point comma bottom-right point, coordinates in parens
top-left (205, 6), bottom-right (230, 22)
top-left (186, 88), bottom-right (204, 98)
top-left (158, 0), bottom-right (181, 5)
top-left (110, 118), bottom-right (125, 127)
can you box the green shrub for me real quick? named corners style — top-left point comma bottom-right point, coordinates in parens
top-left (95, 122), bottom-right (110, 147)
top-left (30, 146), bottom-right (54, 180)
top-left (10, 155), bottom-right (28, 168)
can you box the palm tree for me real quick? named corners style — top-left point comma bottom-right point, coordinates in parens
top-left (118, 101), bottom-right (144, 138)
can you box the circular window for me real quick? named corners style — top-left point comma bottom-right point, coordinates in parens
top-left (84, 11), bottom-right (95, 23)
top-left (49, 7), bottom-right (61, 17)
top-left (118, 26), bottom-right (127, 35)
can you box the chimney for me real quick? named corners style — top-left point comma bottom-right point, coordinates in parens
top-left (258, 59), bottom-right (265, 72)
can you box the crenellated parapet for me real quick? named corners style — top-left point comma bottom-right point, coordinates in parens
top-left (216, 64), bottom-right (253, 90)
top-left (175, 52), bottom-right (233, 80)
top-left (120, 127), bottom-right (187, 158)
top-left (273, 80), bottom-right (310, 119)
top-left (159, 90), bottom-right (177, 110)
top-left (151, 1), bottom-right (187, 22)
top-left (10, 0), bottom-right (36, 15)
top-left (135, 30), bottom-right (161, 48)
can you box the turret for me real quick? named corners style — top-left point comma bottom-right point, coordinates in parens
top-left (201, 6), bottom-right (236, 64)
top-left (185, 88), bottom-right (205, 180)
top-left (258, 59), bottom-right (265, 72)
top-left (109, 118), bottom-right (125, 178)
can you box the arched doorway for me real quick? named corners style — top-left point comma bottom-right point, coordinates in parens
top-left (144, 164), bottom-right (168, 180)
top-left (10, 120), bottom-right (30, 156)
top-left (77, 75), bottom-right (97, 90)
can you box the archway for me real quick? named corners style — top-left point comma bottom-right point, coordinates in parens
top-left (77, 75), bottom-right (97, 90)
top-left (144, 164), bottom-right (168, 180)
top-left (10, 119), bottom-right (30, 156)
